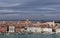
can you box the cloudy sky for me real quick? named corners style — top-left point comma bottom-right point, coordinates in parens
top-left (0, 0), bottom-right (60, 21)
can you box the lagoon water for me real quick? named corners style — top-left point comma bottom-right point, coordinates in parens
top-left (0, 34), bottom-right (60, 38)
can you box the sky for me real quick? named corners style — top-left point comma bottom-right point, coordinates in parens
top-left (0, 0), bottom-right (60, 21)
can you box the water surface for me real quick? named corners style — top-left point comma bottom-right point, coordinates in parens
top-left (0, 34), bottom-right (60, 38)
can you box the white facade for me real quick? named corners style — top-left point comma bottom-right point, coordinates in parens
top-left (46, 21), bottom-right (55, 27)
top-left (21, 28), bottom-right (25, 32)
top-left (42, 28), bottom-right (52, 33)
top-left (27, 27), bottom-right (41, 33)
top-left (56, 29), bottom-right (60, 33)
top-left (8, 26), bottom-right (15, 33)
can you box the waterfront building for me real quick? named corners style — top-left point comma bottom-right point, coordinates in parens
top-left (0, 26), bottom-right (7, 33)
top-left (46, 21), bottom-right (55, 27)
top-left (40, 23), bottom-right (52, 33)
top-left (27, 27), bottom-right (41, 33)
top-left (5, 21), bottom-right (17, 26)
top-left (55, 24), bottom-right (60, 34)
top-left (0, 20), bottom-right (59, 34)
top-left (17, 19), bottom-right (32, 27)
top-left (42, 28), bottom-right (52, 33)
top-left (15, 26), bottom-right (21, 33)
top-left (0, 21), bottom-right (4, 26)
top-left (31, 21), bottom-right (42, 27)
top-left (56, 28), bottom-right (60, 34)
top-left (8, 26), bottom-right (15, 33)
top-left (20, 28), bottom-right (25, 33)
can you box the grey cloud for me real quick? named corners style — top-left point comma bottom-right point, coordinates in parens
top-left (0, 0), bottom-right (60, 20)
top-left (0, 3), bottom-right (20, 7)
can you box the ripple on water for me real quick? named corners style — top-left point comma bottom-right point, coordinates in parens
top-left (0, 34), bottom-right (60, 38)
